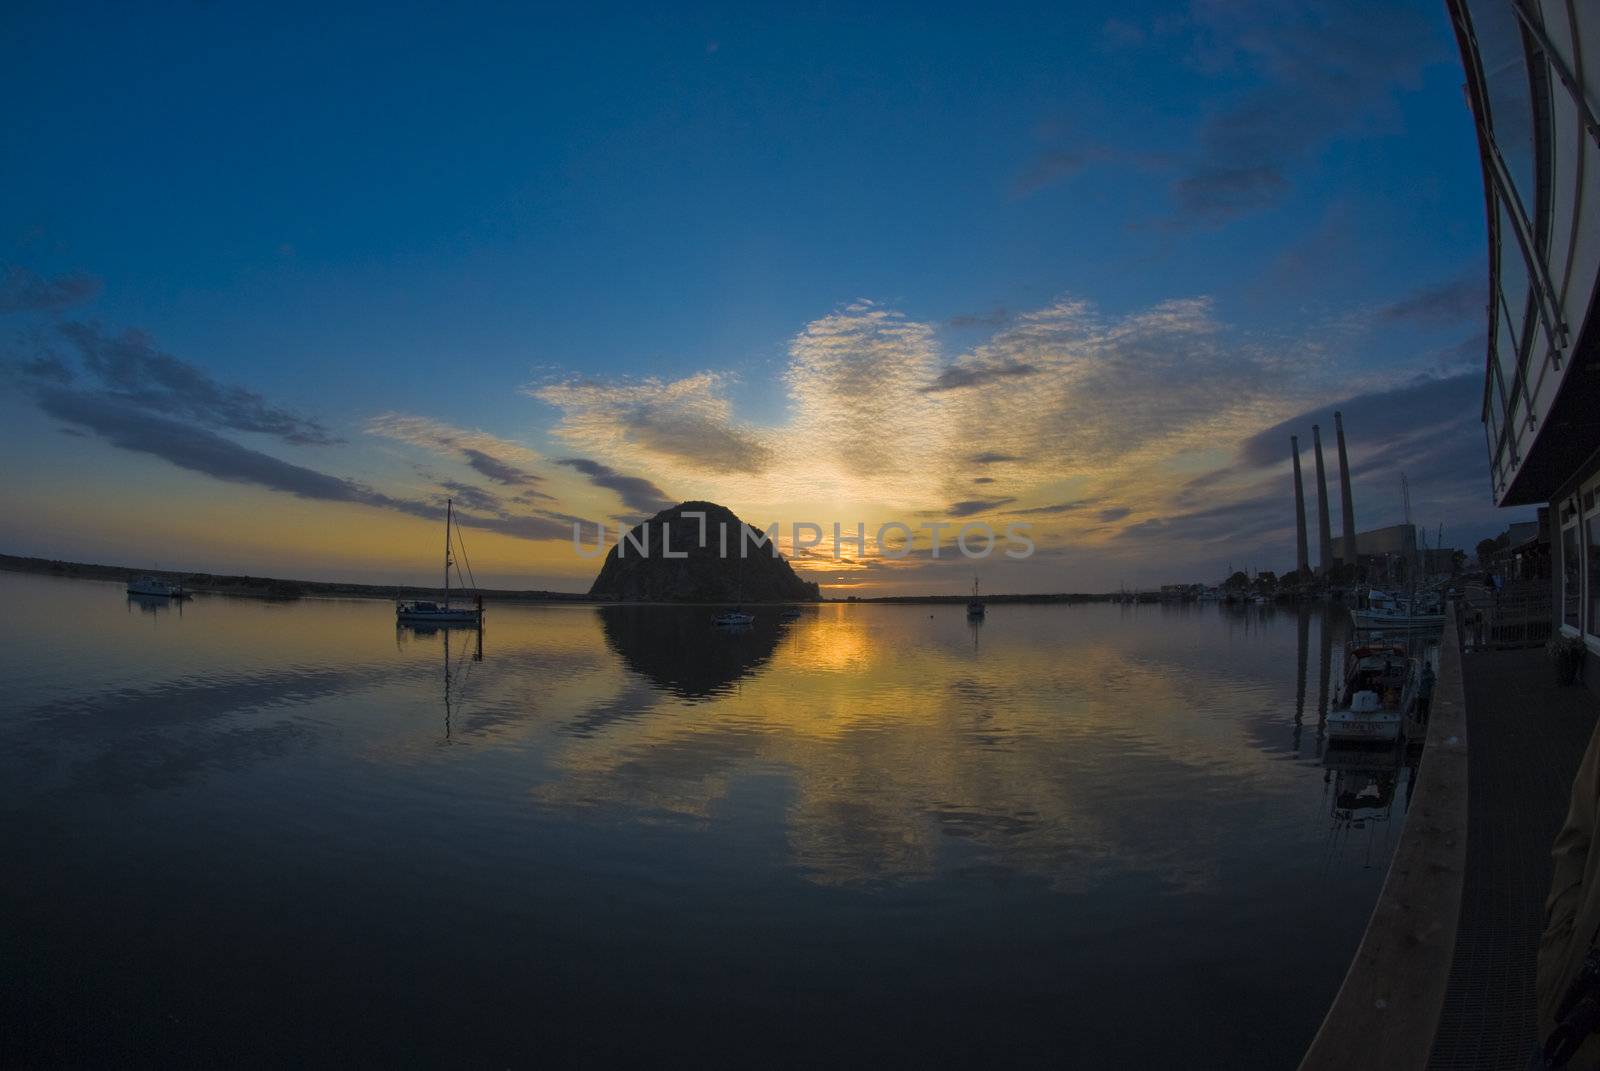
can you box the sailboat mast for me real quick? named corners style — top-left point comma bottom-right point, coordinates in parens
top-left (444, 498), bottom-right (453, 607)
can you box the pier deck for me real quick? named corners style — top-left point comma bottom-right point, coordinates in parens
top-left (1430, 647), bottom-right (1598, 1068)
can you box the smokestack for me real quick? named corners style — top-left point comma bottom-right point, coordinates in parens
top-left (1334, 411), bottom-right (1358, 567)
top-left (1291, 435), bottom-right (1309, 576)
top-left (1312, 425), bottom-right (1334, 576)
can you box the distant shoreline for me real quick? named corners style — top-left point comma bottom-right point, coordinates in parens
top-left (0, 553), bottom-right (592, 603)
top-left (0, 552), bottom-right (1124, 604)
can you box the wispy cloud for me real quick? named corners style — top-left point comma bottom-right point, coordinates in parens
top-left (365, 413), bottom-right (547, 490)
top-left (1379, 275), bottom-right (1484, 326)
top-left (555, 457), bottom-right (674, 515)
top-left (1013, 499), bottom-right (1097, 515)
top-left (0, 266), bottom-right (101, 313)
top-left (532, 371), bottom-right (773, 477)
top-left (1150, 0), bottom-right (1442, 225)
top-left (944, 497), bottom-right (1017, 518)
top-left (34, 389), bottom-right (571, 542)
top-left (51, 321), bottom-right (339, 445)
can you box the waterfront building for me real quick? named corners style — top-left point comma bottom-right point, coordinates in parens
top-left (1447, 1), bottom-right (1600, 675)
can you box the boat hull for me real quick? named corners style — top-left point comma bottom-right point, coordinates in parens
top-left (127, 579), bottom-right (187, 598)
top-left (397, 611), bottom-right (481, 624)
top-left (1326, 713), bottom-right (1403, 743)
top-left (1351, 610), bottom-right (1444, 628)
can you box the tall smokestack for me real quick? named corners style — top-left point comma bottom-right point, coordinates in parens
top-left (1312, 425), bottom-right (1334, 576)
top-left (1291, 435), bottom-right (1309, 576)
top-left (1334, 411), bottom-right (1358, 568)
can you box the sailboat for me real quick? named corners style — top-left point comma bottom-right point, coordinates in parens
top-left (967, 576), bottom-right (986, 618)
top-left (127, 574), bottom-right (189, 599)
top-left (712, 544), bottom-right (756, 628)
top-left (397, 498), bottom-right (484, 626)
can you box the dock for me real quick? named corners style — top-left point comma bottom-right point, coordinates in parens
top-left (1301, 605), bottom-right (1599, 1068)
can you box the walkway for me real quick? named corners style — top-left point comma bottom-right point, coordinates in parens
top-left (1430, 648), bottom-right (1599, 1069)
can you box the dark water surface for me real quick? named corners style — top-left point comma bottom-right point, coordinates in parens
top-left (0, 574), bottom-right (1413, 1067)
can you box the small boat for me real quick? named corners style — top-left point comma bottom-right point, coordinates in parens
top-left (1350, 589), bottom-right (1444, 628)
top-left (127, 575), bottom-right (188, 598)
top-left (397, 498), bottom-right (483, 627)
top-left (967, 577), bottom-right (986, 619)
top-left (1326, 642), bottom-right (1419, 744)
top-left (779, 607), bottom-right (803, 622)
top-left (713, 609), bottom-right (756, 628)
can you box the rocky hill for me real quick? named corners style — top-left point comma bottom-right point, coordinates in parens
top-left (587, 501), bottom-right (821, 603)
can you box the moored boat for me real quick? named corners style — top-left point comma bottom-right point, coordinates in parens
top-left (1350, 589), bottom-right (1444, 628)
top-left (127, 575), bottom-right (189, 598)
top-left (713, 609), bottom-right (756, 628)
top-left (397, 499), bottom-right (484, 627)
top-left (1326, 641), bottom-right (1419, 744)
top-left (967, 577), bottom-right (986, 619)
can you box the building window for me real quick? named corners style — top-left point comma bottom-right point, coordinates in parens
top-left (1563, 523), bottom-right (1581, 628)
top-left (1590, 516), bottom-right (1600, 635)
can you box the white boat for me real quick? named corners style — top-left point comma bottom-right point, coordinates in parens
top-left (127, 575), bottom-right (188, 598)
top-left (1326, 642), bottom-right (1419, 744)
top-left (713, 609), bottom-right (756, 628)
top-left (967, 577), bottom-right (986, 618)
top-left (397, 499), bottom-right (483, 627)
top-left (1350, 589), bottom-right (1443, 628)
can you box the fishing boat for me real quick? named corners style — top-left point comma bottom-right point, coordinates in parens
top-left (127, 575), bottom-right (189, 598)
top-left (1350, 589), bottom-right (1444, 628)
top-left (1326, 641), bottom-right (1419, 744)
top-left (967, 577), bottom-right (986, 619)
top-left (397, 498), bottom-right (483, 626)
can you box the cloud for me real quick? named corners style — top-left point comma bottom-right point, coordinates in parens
top-left (1012, 151), bottom-right (1094, 197)
top-left (1013, 499), bottom-right (1097, 515)
top-left (54, 321), bottom-right (339, 445)
top-left (33, 389), bottom-right (571, 543)
top-left (38, 388), bottom-right (400, 505)
top-left (15, 354), bottom-right (74, 383)
top-left (945, 497), bottom-right (1017, 518)
top-left (438, 480), bottom-right (506, 514)
top-left (1380, 276), bottom-right (1485, 326)
top-left (365, 414), bottom-right (547, 490)
top-left (0, 266), bottom-right (101, 313)
top-left (533, 372), bottom-right (773, 477)
top-left (529, 295), bottom-right (1315, 533)
top-left (1157, 0), bottom-right (1441, 225)
top-left (921, 359), bottom-right (1041, 393)
top-left (1098, 507), bottom-right (1132, 522)
top-left (1236, 373), bottom-right (1479, 469)
top-left (1173, 166), bottom-right (1289, 220)
top-left (555, 457), bottom-right (675, 515)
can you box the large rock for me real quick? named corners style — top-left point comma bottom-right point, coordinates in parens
top-left (587, 501), bottom-right (821, 603)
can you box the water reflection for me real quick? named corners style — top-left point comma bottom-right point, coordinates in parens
top-left (1321, 741), bottom-right (1416, 871)
top-left (597, 604), bottom-right (782, 698)
top-left (0, 576), bottom-right (1408, 1068)
top-left (397, 622), bottom-right (484, 742)
top-left (127, 591), bottom-right (182, 617)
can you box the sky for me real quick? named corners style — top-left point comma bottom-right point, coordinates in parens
top-left (0, 1), bottom-right (1531, 595)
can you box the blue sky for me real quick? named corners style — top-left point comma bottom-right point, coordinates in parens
top-left (0, 1), bottom-right (1527, 592)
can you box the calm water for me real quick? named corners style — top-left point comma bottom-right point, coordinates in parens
top-left (0, 573), bottom-right (1415, 1067)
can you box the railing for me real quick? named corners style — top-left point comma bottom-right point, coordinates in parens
top-left (1460, 580), bottom-right (1554, 649)
top-left (1299, 602), bottom-right (1471, 1070)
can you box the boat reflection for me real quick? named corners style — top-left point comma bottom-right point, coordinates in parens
top-left (597, 605), bottom-right (782, 699)
top-left (398, 620), bottom-right (483, 741)
top-left (1321, 740), bottom-right (1416, 870)
top-left (127, 591), bottom-right (183, 617)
